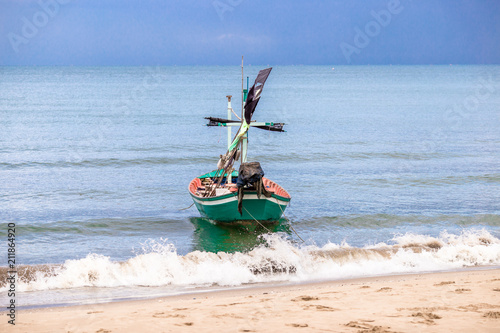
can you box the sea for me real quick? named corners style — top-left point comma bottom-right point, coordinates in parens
top-left (1, 65), bottom-right (500, 309)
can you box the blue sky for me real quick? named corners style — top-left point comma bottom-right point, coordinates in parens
top-left (1, 0), bottom-right (499, 66)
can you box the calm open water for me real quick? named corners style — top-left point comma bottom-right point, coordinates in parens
top-left (1, 65), bottom-right (500, 307)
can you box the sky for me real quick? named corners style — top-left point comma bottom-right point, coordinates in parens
top-left (0, 0), bottom-right (499, 66)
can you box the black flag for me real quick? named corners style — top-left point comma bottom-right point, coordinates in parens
top-left (244, 67), bottom-right (272, 124)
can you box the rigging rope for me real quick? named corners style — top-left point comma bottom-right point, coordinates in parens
top-left (230, 107), bottom-right (242, 121)
top-left (242, 205), bottom-right (272, 233)
top-left (179, 202), bottom-right (195, 210)
top-left (275, 197), bottom-right (304, 243)
top-left (242, 195), bottom-right (304, 243)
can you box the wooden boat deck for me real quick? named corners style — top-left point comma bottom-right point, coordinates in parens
top-left (189, 176), bottom-right (291, 199)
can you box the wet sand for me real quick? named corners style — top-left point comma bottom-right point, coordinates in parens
top-left (2, 269), bottom-right (500, 332)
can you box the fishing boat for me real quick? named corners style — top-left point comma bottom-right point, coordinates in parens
top-left (188, 62), bottom-right (291, 222)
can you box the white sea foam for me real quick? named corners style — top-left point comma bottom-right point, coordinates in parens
top-left (4, 229), bottom-right (500, 293)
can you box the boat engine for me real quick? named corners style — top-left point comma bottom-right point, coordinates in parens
top-left (237, 162), bottom-right (271, 215)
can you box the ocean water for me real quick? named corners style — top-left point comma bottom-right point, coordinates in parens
top-left (1, 65), bottom-right (500, 308)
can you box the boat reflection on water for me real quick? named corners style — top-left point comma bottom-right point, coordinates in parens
top-left (189, 217), bottom-right (292, 253)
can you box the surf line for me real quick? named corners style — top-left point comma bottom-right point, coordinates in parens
top-left (6, 222), bottom-right (17, 325)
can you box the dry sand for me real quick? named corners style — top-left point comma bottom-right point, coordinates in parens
top-left (2, 269), bottom-right (500, 332)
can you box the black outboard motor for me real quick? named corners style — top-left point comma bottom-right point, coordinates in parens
top-left (237, 162), bottom-right (271, 215)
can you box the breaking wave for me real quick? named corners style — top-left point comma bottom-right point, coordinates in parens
top-left (1, 229), bottom-right (499, 293)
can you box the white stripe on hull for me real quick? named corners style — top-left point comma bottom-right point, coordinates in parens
top-left (191, 194), bottom-right (289, 206)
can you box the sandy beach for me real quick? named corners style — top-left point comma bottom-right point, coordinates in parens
top-left (2, 268), bottom-right (499, 333)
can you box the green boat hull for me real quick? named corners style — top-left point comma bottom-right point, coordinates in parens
top-left (190, 192), bottom-right (290, 222)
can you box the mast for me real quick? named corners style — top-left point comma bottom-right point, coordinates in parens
top-left (204, 65), bottom-right (277, 197)
top-left (226, 95), bottom-right (232, 150)
top-left (241, 56), bottom-right (244, 119)
top-left (226, 95), bottom-right (232, 183)
top-left (241, 56), bottom-right (248, 163)
top-left (206, 66), bottom-right (275, 180)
